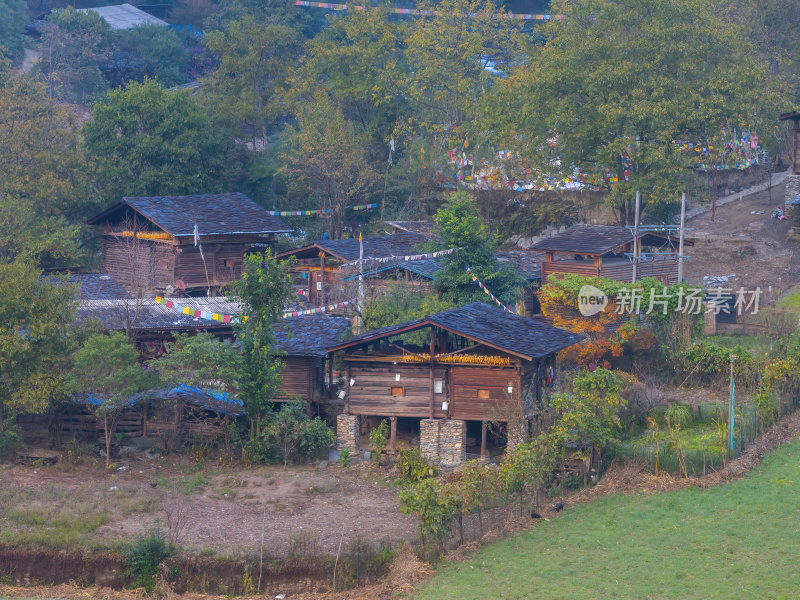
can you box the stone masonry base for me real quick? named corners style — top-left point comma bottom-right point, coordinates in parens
top-left (336, 414), bottom-right (359, 457)
top-left (420, 419), bottom-right (466, 467)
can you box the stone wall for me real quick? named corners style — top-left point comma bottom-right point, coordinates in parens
top-left (438, 420), bottom-right (466, 467)
top-left (420, 419), bottom-right (466, 467)
top-left (506, 419), bottom-right (530, 450)
top-left (419, 419), bottom-right (440, 465)
top-left (336, 414), bottom-right (359, 457)
top-left (786, 174), bottom-right (800, 204)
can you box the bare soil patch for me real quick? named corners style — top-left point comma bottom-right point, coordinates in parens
top-left (0, 458), bottom-right (415, 556)
top-left (685, 181), bottom-right (800, 300)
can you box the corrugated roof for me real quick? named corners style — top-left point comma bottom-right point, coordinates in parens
top-left (88, 193), bottom-right (292, 237)
top-left (78, 4), bottom-right (168, 29)
top-left (328, 302), bottom-right (583, 360)
top-left (79, 298), bottom-right (240, 331)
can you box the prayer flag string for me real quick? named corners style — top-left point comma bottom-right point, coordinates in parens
top-left (265, 203), bottom-right (378, 217)
top-left (154, 296), bottom-right (357, 322)
top-left (464, 266), bottom-right (514, 313)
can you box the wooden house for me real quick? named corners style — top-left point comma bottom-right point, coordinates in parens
top-left (272, 315), bottom-right (351, 406)
top-left (276, 232), bottom-right (430, 307)
top-left (530, 224), bottom-right (683, 284)
top-left (327, 302), bottom-right (582, 465)
top-left (780, 111), bottom-right (800, 176)
top-left (88, 193), bottom-right (292, 295)
top-left (780, 111), bottom-right (800, 210)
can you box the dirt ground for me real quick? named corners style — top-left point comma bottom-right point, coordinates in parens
top-left (684, 181), bottom-right (800, 302)
top-left (0, 457), bottom-right (416, 557)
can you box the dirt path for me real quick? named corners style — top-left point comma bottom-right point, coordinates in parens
top-left (16, 49), bottom-right (41, 75)
top-left (684, 179), bottom-right (800, 301)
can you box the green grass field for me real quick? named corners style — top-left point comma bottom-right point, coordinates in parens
top-left (415, 437), bottom-right (800, 600)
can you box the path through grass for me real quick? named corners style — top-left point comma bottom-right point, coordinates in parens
top-left (415, 437), bottom-right (800, 599)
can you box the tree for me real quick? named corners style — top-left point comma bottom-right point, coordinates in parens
top-left (402, 0), bottom-right (528, 148)
top-left (83, 78), bottom-right (231, 203)
top-left (39, 7), bottom-right (110, 102)
top-left (68, 332), bottom-right (159, 468)
top-left (0, 258), bottom-right (78, 434)
top-left (429, 192), bottom-right (525, 305)
top-left (362, 284), bottom-right (454, 332)
top-left (0, 76), bottom-right (93, 266)
top-left (0, 0), bottom-right (29, 62)
top-left (108, 25), bottom-right (192, 88)
top-left (491, 0), bottom-right (783, 223)
top-left (548, 368), bottom-right (627, 456)
top-left (283, 93), bottom-right (381, 239)
top-left (204, 16), bottom-right (300, 150)
top-left (231, 251), bottom-right (295, 435)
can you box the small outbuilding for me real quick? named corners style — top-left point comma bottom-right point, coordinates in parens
top-left (88, 193), bottom-right (292, 295)
top-left (327, 302), bottom-right (582, 466)
top-left (530, 224), bottom-right (683, 285)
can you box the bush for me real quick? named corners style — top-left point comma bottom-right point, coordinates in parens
top-left (368, 420), bottom-right (389, 465)
top-left (123, 528), bottom-right (174, 593)
top-left (245, 401), bottom-right (334, 466)
top-left (396, 447), bottom-right (438, 482)
top-left (0, 417), bottom-right (23, 460)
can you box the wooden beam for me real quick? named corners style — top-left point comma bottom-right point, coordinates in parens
top-left (389, 416), bottom-right (397, 453)
top-left (429, 327), bottom-right (435, 420)
top-left (481, 421), bottom-right (488, 457)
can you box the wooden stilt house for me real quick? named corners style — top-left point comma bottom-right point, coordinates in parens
top-left (327, 303), bottom-right (582, 463)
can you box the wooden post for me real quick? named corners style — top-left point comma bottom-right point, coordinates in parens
top-left (448, 365), bottom-right (454, 418)
top-left (429, 327), bottom-right (435, 420)
top-left (319, 252), bottom-right (326, 307)
top-left (344, 365), bottom-right (351, 415)
top-left (481, 421), bottom-right (488, 457)
top-left (389, 416), bottom-right (397, 453)
top-left (632, 191), bottom-right (640, 283)
top-left (678, 193), bottom-right (686, 283)
top-left (327, 357), bottom-right (334, 397)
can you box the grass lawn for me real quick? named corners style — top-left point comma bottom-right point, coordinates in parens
top-left (415, 437), bottom-right (800, 600)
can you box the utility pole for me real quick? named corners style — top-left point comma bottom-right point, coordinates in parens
top-left (356, 233), bottom-right (364, 335)
top-left (631, 191), bottom-right (641, 283)
top-left (678, 192), bottom-right (686, 283)
top-left (729, 355), bottom-right (736, 455)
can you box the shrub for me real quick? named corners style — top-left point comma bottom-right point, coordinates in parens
top-left (123, 528), bottom-right (174, 593)
top-left (245, 401), bottom-right (334, 466)
top-left (339, 447), bottom-right (351, 467)
top-left (398, 478), bottom-right (459, 554)
top-left (0, 416), bottom-right (23, 460)
top-left (753, 389), bottom-right (778, 429)
top-left (396, 447), bottom-right (438, 482)
top-left (665, 402), bottom-right (692, 429)
top-left (368, 420), bottom-right (389, 465)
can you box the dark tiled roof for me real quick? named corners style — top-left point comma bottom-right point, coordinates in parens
top-left (67, 273), bottom-right (131, 301)
top-left (274, 315), bottom-right (351, 356)
top-left (328, 302), bottom-right (583, 360)
top-left (385, 221), bottom-right (436, 238)
top-left (280, 232), bottom-right (429, 262)
top-left (530, 225), bottom-right (637, 255)
top-left (493, 251), bottom-right (543, 281)
top-left (89, 193), bottom-right (292, 237)
top-left (78, 298), bottom-right (240, 331)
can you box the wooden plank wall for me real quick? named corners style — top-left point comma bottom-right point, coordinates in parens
top-left (59, 405), bottom-right (143, 441)
top-left (347, 363), bottom-right (449, 418)
top-left (101, 238), bottom-right (176, 290)
top-left (275, 356), bottom-right (317, 402)
top-left (450, 366), bottom-right (520, 421)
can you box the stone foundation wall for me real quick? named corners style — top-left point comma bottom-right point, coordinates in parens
top-left (420, 419), bottom-right (440, 464)
top-left (419, 419), bottom-right (466, 467)
top-left (506, 419), bottom-right (530, 450)
top-left (785, 174), bottom-right (800, 204)
top-left (336, 414), bottom-right (359, 456)
top-left (438, 420), bottom-right (466, 467)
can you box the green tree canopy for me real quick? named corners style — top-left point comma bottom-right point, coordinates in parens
top-left (83, 78), bottom-right (231, 203)
top-left (430, 192), bottom-right (525, 305)
top-left (0, 258), bottom-right (78, 420)
top-left (0, 76), bottom-right (93, 266)
top-left (490, 0), bottom-right (783, 223)
top-left (0, 0), bottom-right (29, 62)
top-left (68, 332), bottom-right (159, 467)
top-left (231, 251), bottom-right (295, 435)
top-left (39, 7), bottom-right (111, 102)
